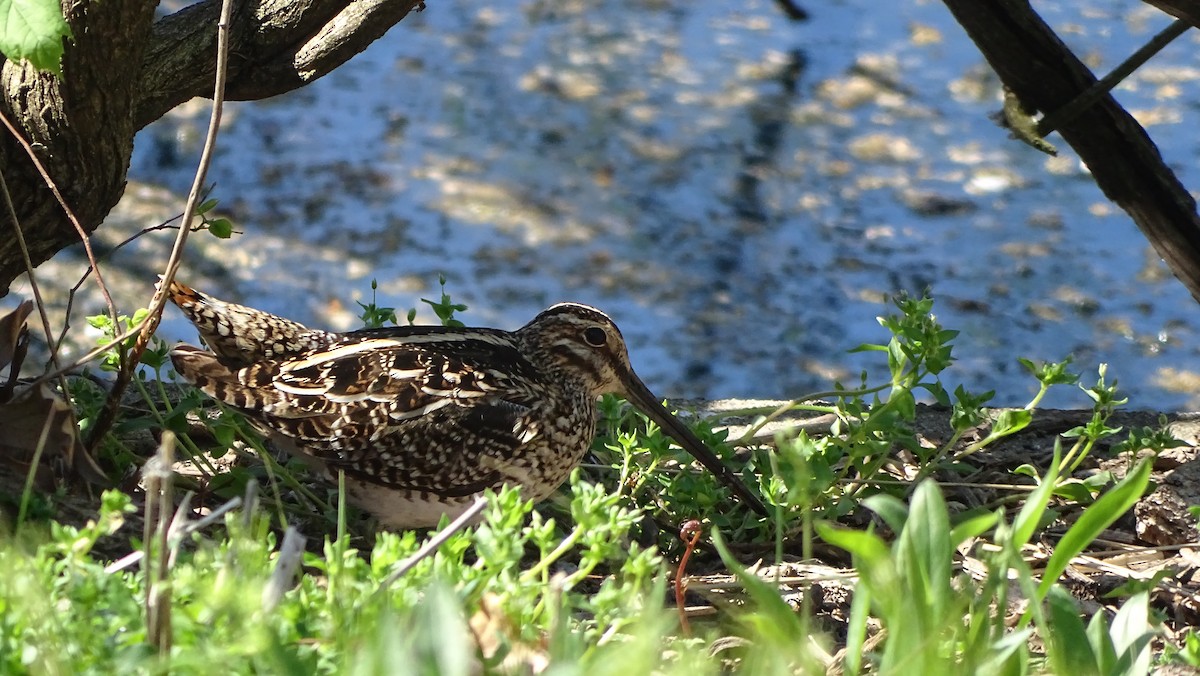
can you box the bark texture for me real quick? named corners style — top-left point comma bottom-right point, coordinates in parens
top-left (0, 0), bottom-right (422, 295)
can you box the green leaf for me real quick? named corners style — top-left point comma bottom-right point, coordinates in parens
top-left (928, 382), bottom-right (951, 405)
top-left (890, 388), bottom-right (916, 419)
top-left (0, 0), bottom-right (71, 74)
top-left (991, 409), bottom-right (1032, 437)
top-left (1087, 611), bottom-right (1119, 674)
top-left (208, 217), bottom-right (233, 239)
top-left (816, 522), bottom-right (889, 569)
top-left (974, 630), bottom-right (1031, 676)
top-left (1044, 585), bottom-right (1098, 674)
top-left (948, 509), bottom-right (999, 548)
top-left (848, 342), bottom-right (888, 353)
top-left (896, 481), bottom-right (952, 618)
top-left (711, 528), bottom-right (806, 644)
top-left (1037, 459), bottom-right (1152, 599)
top-left (863, 493), bottom-right (908, 534)
top-left (1109, 592), bottom-right (1153, 676)
top-left (843, 580), bottom-right (871, 675)
top-left (1051, 480), bottom-right (1096, 505)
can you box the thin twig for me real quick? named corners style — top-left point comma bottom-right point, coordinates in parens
top-left (104, 494), bottom-right (245, 574)
top-left (165, 491), bottom-right (195, 570)
top-left (0, 169), bottom-right (62, 371)
top-left (15, 398), bottom-right (57, 529)
top-left (0, 164), bottom-right (104, 480)
top-left (53, 208), bottom-right (216, 357)
top-left (378, 496), bottom-right (488, 591)
top-left (86, 0), bottom-right (236, 451)
top-left (0, 109), bottom-right (121, 361)
top-left (242, 479), bottom-right (260, 529)
top-left (1037, 18), bottom-right (1191, 135)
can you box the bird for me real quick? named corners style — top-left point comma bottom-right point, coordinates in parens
top-left (164, 280), bottom-right (768, 528)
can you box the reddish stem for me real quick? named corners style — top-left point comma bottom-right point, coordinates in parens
top-left (675, 520), bottom-right (702, 636)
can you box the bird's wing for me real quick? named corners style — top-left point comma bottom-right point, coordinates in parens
top-left (173, 330), bottom-right (548, 496)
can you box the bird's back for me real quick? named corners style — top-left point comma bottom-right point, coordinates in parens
top-left (166, 282), bottom-right (593, 519)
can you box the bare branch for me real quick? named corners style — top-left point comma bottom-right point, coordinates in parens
top-left (136, 0), bottom-right (423, 129)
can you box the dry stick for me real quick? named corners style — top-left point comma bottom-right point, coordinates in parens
top-left (1036, 18), bottom-right (1191, 137)
top-left (0, 170), bottom-right (64, 372)
top-left (32, 323), bottom-right (155, 386)
top-left (143, 432), bottom-right (176, 657)
top-left (103, 494), bottom-right (245, 575)
top-left (263, 527), bottom-right (307, 612)
top-left (0, 300), bottom-right (31, 400)
top-left (23, 221), bottom-right (203, 382)
top-left (15, 405), bottom-right (57, 528)
top-left (0, 109), bottom-right (121, 359)
top-left (0, 169), bottom-right (105, 479)
top-left (85, 0), bottom-right (237, 451)
top-left (377, 496), bottom-right (489, 592)
top-left (53, 211), bottom-right (202, 361)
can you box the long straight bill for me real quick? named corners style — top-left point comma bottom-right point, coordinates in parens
top-left (619, 372), bottom-right (769, 517)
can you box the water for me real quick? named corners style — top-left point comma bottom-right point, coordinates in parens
top-left (112, 0), bottom-right (1200, 409)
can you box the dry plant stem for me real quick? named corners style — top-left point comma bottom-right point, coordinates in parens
top-left (734, 388), bottom-right (875, 445)
top-left (1037, 18), bottom-right (1190, 136)
top-left (165, 491), bottom-right (196, 570)
top-left (263, 526), bottom-right (306, 612)
top-left (0, 167), bottom-right (103, 478)
top-left (0, 168), bottom-right (65, 369)
top-left (103, 494), bottom-right (245, 575)
top-left (54, 212), bottom-right (201, 357)
top-left (15, 409), bottom-right (56, 528)
top-left (377, 496), bottom-right (489, 592)
top-left (0, 109), bottom-right (121, 355)
top-left (241, 478), bottom-right (260, 528)
top-left (675, 520), bottom-right (702, 637)
top-left (86, 0), bottom-right (236, 452)
top-left (143, 432), bottom-right (176, 657)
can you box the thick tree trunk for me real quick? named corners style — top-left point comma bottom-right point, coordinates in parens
top-left (0, 0), bottom-right (422, 296)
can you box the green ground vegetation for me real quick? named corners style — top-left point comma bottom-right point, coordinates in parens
top-left (1, 291), bottom-right (1197, 674)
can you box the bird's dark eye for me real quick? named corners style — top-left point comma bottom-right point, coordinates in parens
top-left (582, 326), bottom-right (607, 347)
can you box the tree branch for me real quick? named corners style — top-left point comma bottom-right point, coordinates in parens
top-left (942, 0), bottom-right (1200, 304)
top-left (1143, 0), bottom-right (1200, 28)
top-left (136, 0), bottom-right (423, 129)
top-left (0, 0), bottom-right (421, 293)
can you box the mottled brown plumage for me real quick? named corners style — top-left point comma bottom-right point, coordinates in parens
top-left (165, 280), bottom-right (767, 527)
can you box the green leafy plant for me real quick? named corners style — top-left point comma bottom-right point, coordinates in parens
top-left (194, 197), bottom-right (235, 239)
top-left (358, 274), bottom-right (467, 328)
top-left (1163, 628), bottom-right (1200, 668)
top-left (814, 452), bottom-right (1154, 674)
top-left (357, 278), bottom-right (401, 328)
top-left (420, 273), bottom-right (467, 327)
top-left (28, 285), bottom-right (1185, 672)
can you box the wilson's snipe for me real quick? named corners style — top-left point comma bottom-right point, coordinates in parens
top-left (166, 280), bottom-right (767, 527)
